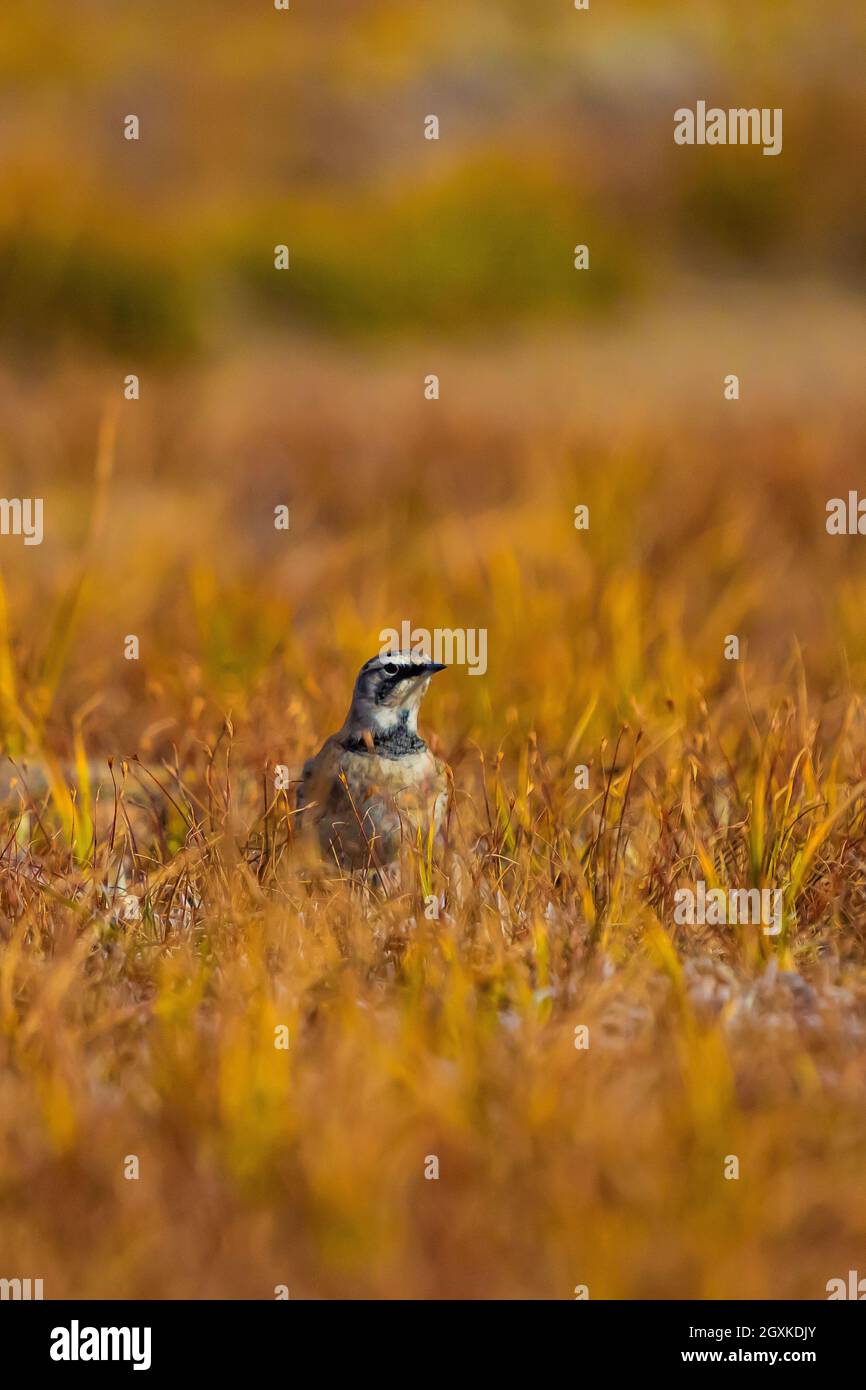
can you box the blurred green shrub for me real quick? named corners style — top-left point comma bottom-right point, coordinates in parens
top-left (0, 225), bottom-right (200, 359)
top-left (230, 159), bottom-right (643, 336)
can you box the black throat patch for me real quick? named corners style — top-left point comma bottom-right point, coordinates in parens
top-left (343, 710), bottom-right (427, 760)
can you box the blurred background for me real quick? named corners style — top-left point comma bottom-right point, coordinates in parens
top-left (0, 0), bottom-right (863, 354)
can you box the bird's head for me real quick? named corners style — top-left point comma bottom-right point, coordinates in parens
top-left (348, 651), bottom-right (446, 737)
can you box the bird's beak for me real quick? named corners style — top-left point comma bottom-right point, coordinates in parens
top-left (424, 662), bottom-right (447, 674)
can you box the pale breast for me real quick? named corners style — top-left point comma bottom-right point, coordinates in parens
top-left (314, 746), bottom-right (448, 868)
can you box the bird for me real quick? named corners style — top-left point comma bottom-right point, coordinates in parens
top-left (297, 651), bottom-right (449, 872)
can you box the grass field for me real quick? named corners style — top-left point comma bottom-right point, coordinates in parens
top-left (2, 289), bottom-right (866, 1297)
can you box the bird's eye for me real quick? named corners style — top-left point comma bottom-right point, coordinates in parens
top-left (382, 662), bottom-right (399, 676)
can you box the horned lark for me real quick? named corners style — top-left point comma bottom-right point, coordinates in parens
top-left (298, 651), bottom-right (449, 871)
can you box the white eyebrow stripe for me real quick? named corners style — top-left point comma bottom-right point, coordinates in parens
top-left (378, 651), bottom-right (418, 666)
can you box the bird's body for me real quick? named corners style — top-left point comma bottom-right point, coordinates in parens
top-left (298, 652), bottom-right (449, 870)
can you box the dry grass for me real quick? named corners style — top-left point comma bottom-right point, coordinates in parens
top-left (2, 297), bottom-right (866, 1298)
